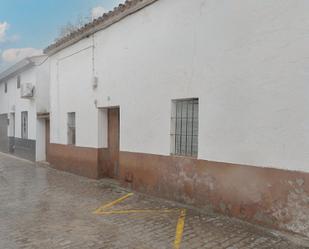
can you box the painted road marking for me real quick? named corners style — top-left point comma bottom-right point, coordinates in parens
top-left (94, 193), bottom-right (187, 249)
top-left (94, 193), bottom-right (134, 214)
top-left (97, 208), bottom-right (180, 215)
top-left (174, 209), bottom-right (186, 249)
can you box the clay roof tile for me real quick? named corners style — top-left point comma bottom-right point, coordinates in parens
top-left (44, 0), bottom-right (158, 55)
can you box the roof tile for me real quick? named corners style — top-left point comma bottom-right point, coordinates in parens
top-left (44, 0), bottom-right (158, 55)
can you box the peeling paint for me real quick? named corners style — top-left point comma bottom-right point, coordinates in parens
top-left (119, 151), bottom-right (309, 238)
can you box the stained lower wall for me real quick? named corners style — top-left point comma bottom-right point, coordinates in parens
top-left (47, 143), bottom-right (110, 179)
top-left (14, 138), bottom-right (36, 161)
top-left (0, 114), bottom-right (9, 153)
top-left (0, 113), bottom-right (35, 161)
top-left (118, 151), bottom-right (309, 237)
top-left (46, 144), bottom-right (309, 237)
top-left (8, 137), bottom-right (36, 161)
top-left (0, 112), bottom-right (36, 161)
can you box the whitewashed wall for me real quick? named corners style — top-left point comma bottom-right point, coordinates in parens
top-left (36, 118), bottom-right (46, 161)
top-left (35, 58), bottom-right (50, 113)
top-left (49, 40), bottom-right (99, 147)
top-left (0, 58), bottom-right (50, 161)
top-left (0, 68), bottom-right (37, 140)
top-left (49, 0), bottom-right (309, 173)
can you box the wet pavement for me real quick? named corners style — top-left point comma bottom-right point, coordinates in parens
top-left (0, 152), bottom-right (308, 249)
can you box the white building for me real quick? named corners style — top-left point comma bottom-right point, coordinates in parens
top-left (44, 0), bottom-right (309, 237)
top-left (0, 55), bottom-right (50, 161)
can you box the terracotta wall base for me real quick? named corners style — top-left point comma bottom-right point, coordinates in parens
top-left (119, 151), bottom-right (309, 237)
top-left (47, 144), bottom-right (309, 237)
top-left (48, 143), bottom-right (110, 179)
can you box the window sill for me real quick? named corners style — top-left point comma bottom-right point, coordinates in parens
top-left (170, 154), bottom-right (198, 160)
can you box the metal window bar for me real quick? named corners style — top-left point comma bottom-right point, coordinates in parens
top-left (21, 111), bottom-right (28, 139)
top-left (174, 102), bottom-right (178, 154)
top-left (185, 99), bottom-right (189, 155)
top-left (191, 99), bottom-right (194, 156)
top-left (179, 101), bottom-right (183, 155)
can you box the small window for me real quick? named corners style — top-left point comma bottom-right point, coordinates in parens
top-left (171, 98), bottom-right (199, 157)
top-left (67, 112), bottom-right (76, 145)
top-left (17, 75), bottom-right (21, 89)
top-left (21, 111), bottom-right (28, 139)
top-left (4, 82), bottom-right (7, 93)
top-left (10, 113), bottom-right (15, 137)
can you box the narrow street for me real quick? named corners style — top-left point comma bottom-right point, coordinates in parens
top-left (0, 152), bottom-right (307, 249)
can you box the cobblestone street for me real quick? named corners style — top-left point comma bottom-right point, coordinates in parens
top-left (0, 152), bottom-right (308, 249)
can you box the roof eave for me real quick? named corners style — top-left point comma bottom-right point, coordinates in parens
top-left (44, 0), bottom-right (158, 56)
top-left (0, 58), bottom-right (35, 83)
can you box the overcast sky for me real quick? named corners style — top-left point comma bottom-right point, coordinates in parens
top-left (0, 0), bottom-right (124, 71)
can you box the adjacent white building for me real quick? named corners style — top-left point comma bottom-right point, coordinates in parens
top-left (0, 55), bottom-right (50, 161)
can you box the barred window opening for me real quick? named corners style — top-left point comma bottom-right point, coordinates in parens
top-left (67, 112), bottom-right (76, 145)
top-left (171, 98), bottom-right (199, 157)
top-left (21, 111), bottom-right (28, 139)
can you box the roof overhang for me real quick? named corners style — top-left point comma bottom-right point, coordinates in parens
top-left (0, 55), bottom-right (47, 83)
top-left (44, 0), bottom-right (158, 56)
top-left (0, 59), bottom-right (34, 83)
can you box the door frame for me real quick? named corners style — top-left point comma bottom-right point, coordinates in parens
top-left (36, 113), bottom-right (50, 162)
top-left (45, 118), bottom-right (50, 162)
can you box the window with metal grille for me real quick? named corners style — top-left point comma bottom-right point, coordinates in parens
top-left (17, 75), bottom-right (21, 89)
top-left (21, 111), bottom-right (28, 139)
top-left (171, 98), bottom-right (199, 157)
top-left (67, 112), bottom-right (76, 145)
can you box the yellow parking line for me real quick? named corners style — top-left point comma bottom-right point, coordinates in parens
top-left (174, 209), bottom-right (186, 249)
top-left (96, 208), bottom-right (180, 215)
top-left (93, 193), bottom-right (187, 249)
top-left (94, 193), bottom-right (134, 214)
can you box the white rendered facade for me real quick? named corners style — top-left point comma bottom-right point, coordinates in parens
top-left (0, 56), bottom-right (50, 161)
top-left (49, 0), bottom-right (309, 173)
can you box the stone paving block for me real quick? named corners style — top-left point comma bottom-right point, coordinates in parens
top-left (0, 152), bottom-right (308, 249)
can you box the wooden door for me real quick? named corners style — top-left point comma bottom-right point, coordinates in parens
top-left (108, 108), bottom-right (120, 178)
top-left (45, 119), bottom-right (50, 162)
